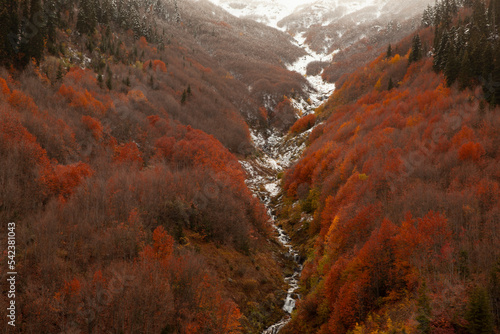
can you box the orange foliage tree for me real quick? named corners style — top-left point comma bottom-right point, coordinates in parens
top-left (81, 115), bottom-right (103, 140)
top-left (290, 113), bottom-right (316, 134)
top-left (144, 59), bottom-right (168, 72)
top-left (40, 162), bottom-right (94, 199)
top-left (114, 142), bottom-right (144, 167)
top-left (281, 25), bottom-right (500, 333)
top-left (458, 141), bottom-right (485, 162)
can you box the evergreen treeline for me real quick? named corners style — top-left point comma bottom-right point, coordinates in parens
top-left (424, 0), bottom-right (500, 105)
top-left (0, 0), bottom-right (170, 68)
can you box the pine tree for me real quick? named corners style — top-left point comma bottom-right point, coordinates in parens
top-left (482, 43), bottom-right (494, 80)
top-left (466, 287), bottom-right (494, 334)
top-left (110, 0), bottom-right (118, 21)
top-left (56, 63), bottom-right (64, 81)
top-left (130, 5), bottom-right (141, 38)
top-left (77, 0), bottom-right (97, 35)
top-left (117, 0), bottom-right (128, 27)
top-left (409, 34), bottom-right (423, 64)
top-left (0, 0), bottom-right (20, 64)
top-left (469, 36), bottom-right (487, 79)
top-left (463, 0), bottom-right (474, 8)
top-left (18, 0), bottom-right (46, 66)
top-left (434, 30), bottom-right (449, 72)
top-left (174, 0), bottom-right (180, 23)
top-left (439, 0), bottom-right (452, 28)
top-left (97, 73), bottom-right (103, 87)
top-left (472, 0), bottom-right (488, 33)
top-left (488, 41), bottom-right (500, 106)
top-left (45, 0), bottom-right (58, 55)
top-left (30, 0), bottom-right (44, 62)
top-left (493, 0), bottom-right (500, 33)
top-left (106, 75), bottom-right (112, 90)
top-left (97, 0), bottom-right (111, 24)
top-left (181, 89), bottom-right (187, 104)
top-left (488, 0), bottom-right (495, 27)
top-left (422, 4), bottom-right (434, 27)
top-left (388, 77), bottom-right (394, 90)
top-left (490, 258), bottom-right (500, 327)
top-left (17, 0), bottom-right (30, 64)
top-left (458, 48), bottom-right (473, 89)
top-left (444, 39), bottom-right (460, 86)
top-left (416, 280), bottom-right (432, 334)
top-left (105, 66), bottom-right (112, 90)
top-left (386, 44), bottom-right (392, 58)
top-left (450, 0), bottom-right (458, 16)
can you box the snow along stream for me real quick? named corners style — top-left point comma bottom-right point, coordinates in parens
top-left (239, 32), bottom-right (336, 333)
top-left (240, 128), bottom-right (309, 334)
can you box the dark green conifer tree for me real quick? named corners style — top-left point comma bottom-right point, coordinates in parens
top-left (444, 40), bottom-right (460, 86)
top-left (458, 49), bottom-right (473, 89)
top-left (387, 77), bottom-right (394, 90)
top-left (97, 72), bottom-right (103, 87)
top-left (488, 42), bottom-right (500, 106)
top-left (416, 280), bottom-right (431, 334)
top-left (45, 0), bottom-right (58, 55)
top-left (434, 30), bottom-right (449, 72)
top-left (77, 0), bottom-right (97, 35)
top-left (422, 4), bottom-right (434, 27)
top-left (56, 63), bottom-right (63, 81)
top-left (0, 0), bottom-right (20, 64)
top-left (466, 286), bottom-right (494, 334)
top-left (492, 0), bottom-right (500, 32)
top-left (105, 66), bottom-right (112, 90)
top-left (490, 258), bottom-right (500, 327)
top-left (409, 34), bottom-right (423, 64)
top-left (181, 89), bottom-right (187, 104)
top-left (18, 0), bottom-right (46, 66)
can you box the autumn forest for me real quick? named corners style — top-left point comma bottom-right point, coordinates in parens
top-left (0, 0), bottom-right (499, 333)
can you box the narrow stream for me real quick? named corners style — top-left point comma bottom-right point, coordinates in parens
top-left (240, 125), bottom-right (316, 333)
top-left (241, 152), bottom-right (303, 333)
top-left (262, 219), bottom-right (303, 334)
top-left (240, 31), bottom-right (336, 334)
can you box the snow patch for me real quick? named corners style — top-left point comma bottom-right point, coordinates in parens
top-left (264, 181), bottom-right (281, 197)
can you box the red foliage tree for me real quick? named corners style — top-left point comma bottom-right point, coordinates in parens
top-left (140, 225), bottom-right (174, 263)
top-left (81, 115), bottom-right (103, 140)
top-left (8, 89), bottom-right (38, 114)
top-left (145, 60), bottom-right (168, 72)
top-left (290, 113), bottom-right (316, 134)
top-left (458, 141), bottom-right (485, 162)
top-left (41, 162), bottom-right (94, 199)
top-left (114, 142), bottom-right (144, 167)
top-left (58, 84), bottom-right (106, 114)
top-left (0, 77), bottom-right (11, 98)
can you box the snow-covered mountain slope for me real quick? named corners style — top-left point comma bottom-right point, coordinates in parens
top-left (206, 0), bottom-right (434, 84)
top-left (281, 0), bottom-right (433, 54)
top-left (206, 0), bottom-right (433, 37)
top-left (207, 0), bottom-right (311, 29)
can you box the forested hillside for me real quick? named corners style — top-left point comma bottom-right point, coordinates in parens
top-left (280, 0), bottom-right (500, 332)
top-left (1, 0), bottom-right (500, 332)
top-left (0, 0), bottom-right (311, 332)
